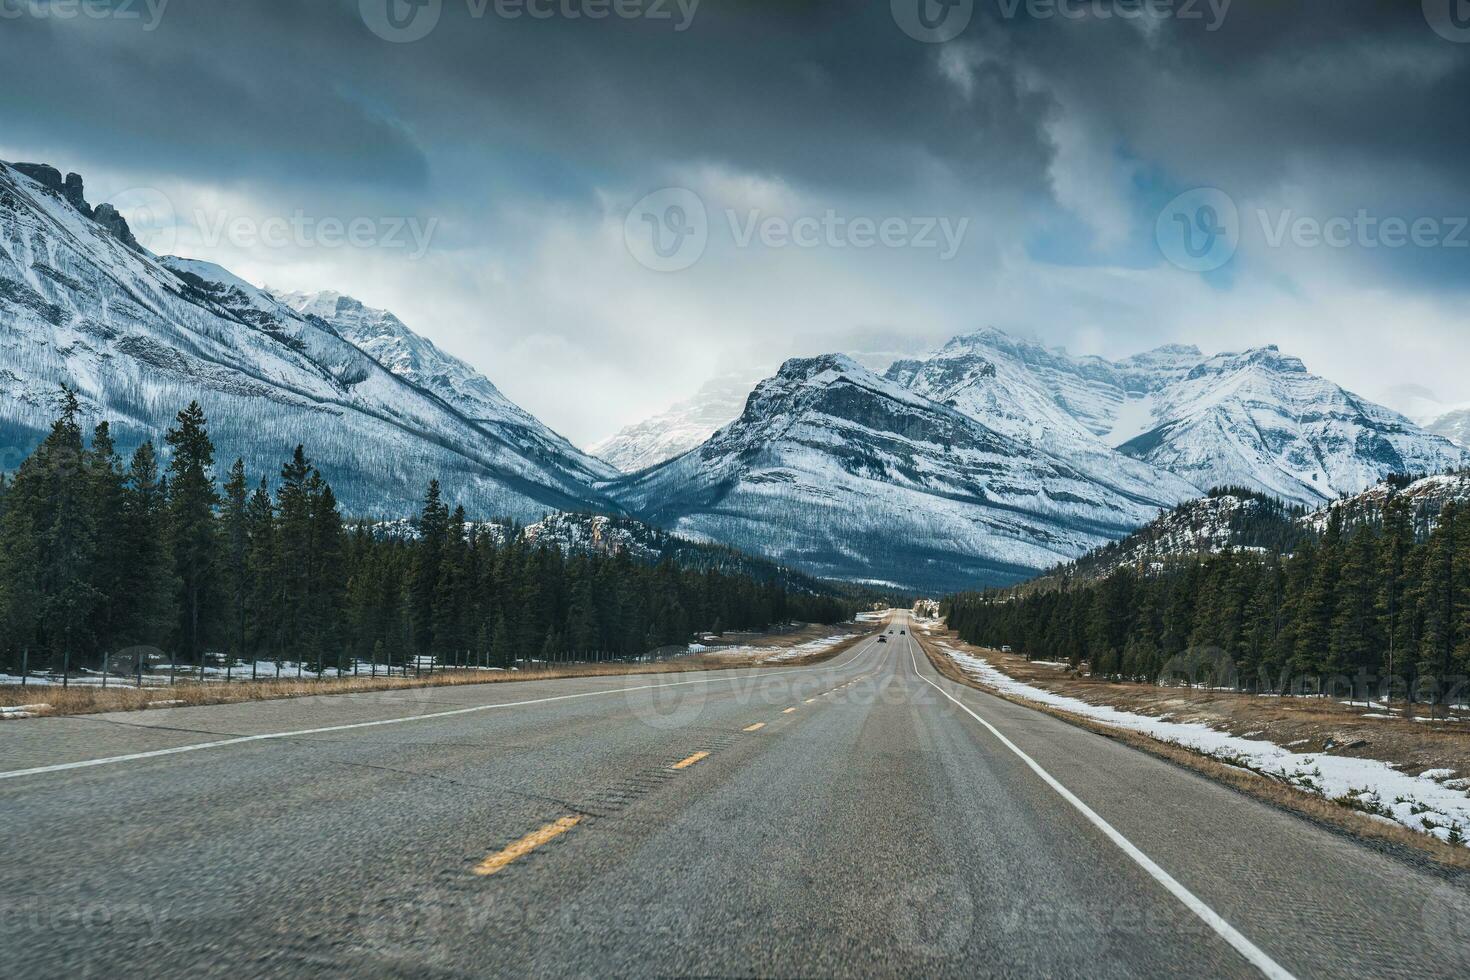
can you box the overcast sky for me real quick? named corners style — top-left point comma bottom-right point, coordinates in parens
top-left (3, 0), bottom-right (1468, 445)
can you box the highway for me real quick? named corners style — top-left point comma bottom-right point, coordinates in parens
top-left (2, 611), bottom-right (1467, 978)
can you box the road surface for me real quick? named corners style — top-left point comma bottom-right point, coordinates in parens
top-left (2, 612), bottom-right (1467, 977)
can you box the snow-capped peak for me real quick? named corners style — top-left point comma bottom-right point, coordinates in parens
top-left (0, 159), bottom-right (619, 518)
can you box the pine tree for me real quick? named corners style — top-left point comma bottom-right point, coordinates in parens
top-left (491, 610), bottom-right (514, 669)
top-left (245, 478), bottom-right (277, 678)
top-left (1378, 495), bottom-right (1414, 705)
top-left (222, 459), bottom-right (250, 678)
top-left (1331, 525), bottom-right (1381, 702)
top-left (164, 401), bottom-right (220, 672)
top-left (409, 479), bottom-right (448, 657)
top-left (85, 421), bottom-right (128, 659)
top-left (306, 472), bottom-right (346, 670)
top-left (34, 389), bottom-right (101, 670)
top-left (275, 446), bottom-right (314, 668)
top-left (1295, 512), bottom-right (1343, 689)
top-left (1418, 502), bottom-right (1460, 710)
top-left (119, 442), bottom-right (175, 652)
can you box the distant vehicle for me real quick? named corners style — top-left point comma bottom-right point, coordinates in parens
top-left (877, 635), bottom-right (887, 643)
top-left (899, 629), bottom-right (906, 634)
top-left (1001, 645), bottom-right (1012, 652)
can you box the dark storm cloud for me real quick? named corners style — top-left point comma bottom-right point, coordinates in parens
top-left (991, 1), bottom-right (1470, 210)
top-left (2, 0), bottom-right (1467, 440)
top-left (0, 8), bottom-right (430, 190)
top-left (4, 0), bottom-right (1465, 236)
top-left (0, 0), bottom-right (1058, 203)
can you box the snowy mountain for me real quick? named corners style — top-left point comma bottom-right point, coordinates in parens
top-left (1040, 490), bottom-right (1299, 585)
top-left (1392, 390), bottom-right (1470, 452)
top-left (888, 329), bottom-right (1466, 509)
top-left (590, 370), bottom-right (765, 472)
top-left (6, 158), bottom-right (1459, 591)
top-left (1115, 347), bottom-right (1468, 506)
top-left (607, 354), bottom-right (1192, 592)
top-left (268, 288), bottom-right (614, 483)
top-left (890, 330), bottom-right (1201, 505)
top-left (1049, 469), bottom-right (1470, 586)
top-left (1424, 409), bottom-right (1470, 450)
top-left (0, 160), bottom-right (618, 520)
top-left (890, 328), bottom-right (1201, 444)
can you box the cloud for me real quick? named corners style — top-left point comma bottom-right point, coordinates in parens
top-left (1, 0), bottom-right (1465, 443)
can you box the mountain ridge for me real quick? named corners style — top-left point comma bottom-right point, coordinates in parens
top-left (6, 158), bottom-right (1464, 594)
top-left (0, 160), bottom-right (617, 521)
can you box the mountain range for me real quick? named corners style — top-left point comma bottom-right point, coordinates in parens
top-left (2, 159), bottom-right (1465, 592)
top-left (0, 161), bottom-right (615, 522)
top-left (1040, 470), bottom-right (1470, 587)
top-left (590, 370), bottom-right (766, 473)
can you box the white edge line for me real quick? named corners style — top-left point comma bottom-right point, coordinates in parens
top-left (0, 628), bottom-right (883, 783)
top-left (905, 631), bottom-right (1296, 980)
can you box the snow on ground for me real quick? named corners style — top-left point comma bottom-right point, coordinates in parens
top-left (940, 644), bottom-right (1470, 846)
top-left (0, 659), bottom-right (472, 689)
top-left (760, 635), bottom-right (849, 664)
top-left (0, 703), bottom-right (52, 719)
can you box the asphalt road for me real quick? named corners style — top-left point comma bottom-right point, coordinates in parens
top-left (3, 611), bottom-right (1468, 978)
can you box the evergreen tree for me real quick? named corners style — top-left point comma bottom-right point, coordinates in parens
top-left (305, 472), bottom-right (346, 670)
top-left (1331, 525), bottom-right (1381, 701)
top-left (85, 421), bottom-right (128, 655)
top-left (164, 401), bottom-right (220, 670)
top-left (222, 459), bottom-right (250, 677)
top-left (119, 441), bottom-right (175, 651)
top-left (245, 478), bottom-right (277, 677)
top-left (409, 479), bottom-right (449, 657)
top-left (1418, 502), bottom-right (1462, 709)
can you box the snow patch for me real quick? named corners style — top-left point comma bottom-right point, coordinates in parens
top-left (943, 646), bottom-right (1470, 846)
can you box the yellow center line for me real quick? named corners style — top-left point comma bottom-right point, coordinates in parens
top-left (742, 723), bottom-right (766, 732)
top-left (783, 707), bottom-right (798, 714)
top-left (672, 751), bottom-right (711, 770)
top-left (473, 815), bottom-right (582, 876)
top-left (805, 698), bottom-right (818, 703)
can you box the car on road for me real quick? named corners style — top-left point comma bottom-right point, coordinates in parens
top-left (877, 636), bottom-right (887, 643)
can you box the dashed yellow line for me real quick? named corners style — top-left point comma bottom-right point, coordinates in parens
top-left (783, 707), bottom-right (798, 714)
top-left (473, 816), bottom-right (582, 876)
top-left (743, 723), bottom-right (766, 732)
top-left (672, 751), bottom-right (711, 770)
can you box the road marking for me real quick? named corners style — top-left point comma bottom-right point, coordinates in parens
top-left (672, 751), bottom-right (710, 770)
top-left (904, 634), bottom-right (1296, 980)
top-left (0, 634), bottom-right (884, 784)
top-left (743, 723), bottom-right (765, 732)
top-left (782, 707), bottom-right (797, 714)
top-left (805, 698), bottom-right (818, 704)
top-left (473, 816), bottom-right (582, 876)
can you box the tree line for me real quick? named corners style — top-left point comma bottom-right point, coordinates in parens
top-left (0, 393), bottom-right (853, 679)
top-left (947, 493), bottom-right (1470, 707)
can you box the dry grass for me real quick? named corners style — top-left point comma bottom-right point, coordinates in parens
top-left (927, 626), bottom-right (1470, 781)
top-left (912, 626), bottom-right (1470, 872)
top-left (0, 621), bottom-right (875, 719)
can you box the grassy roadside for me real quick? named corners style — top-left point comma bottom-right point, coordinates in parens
top-left (910, 623), bottom-right (1470, 872)
top-left (0, 622), bottom-right (878, 720)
